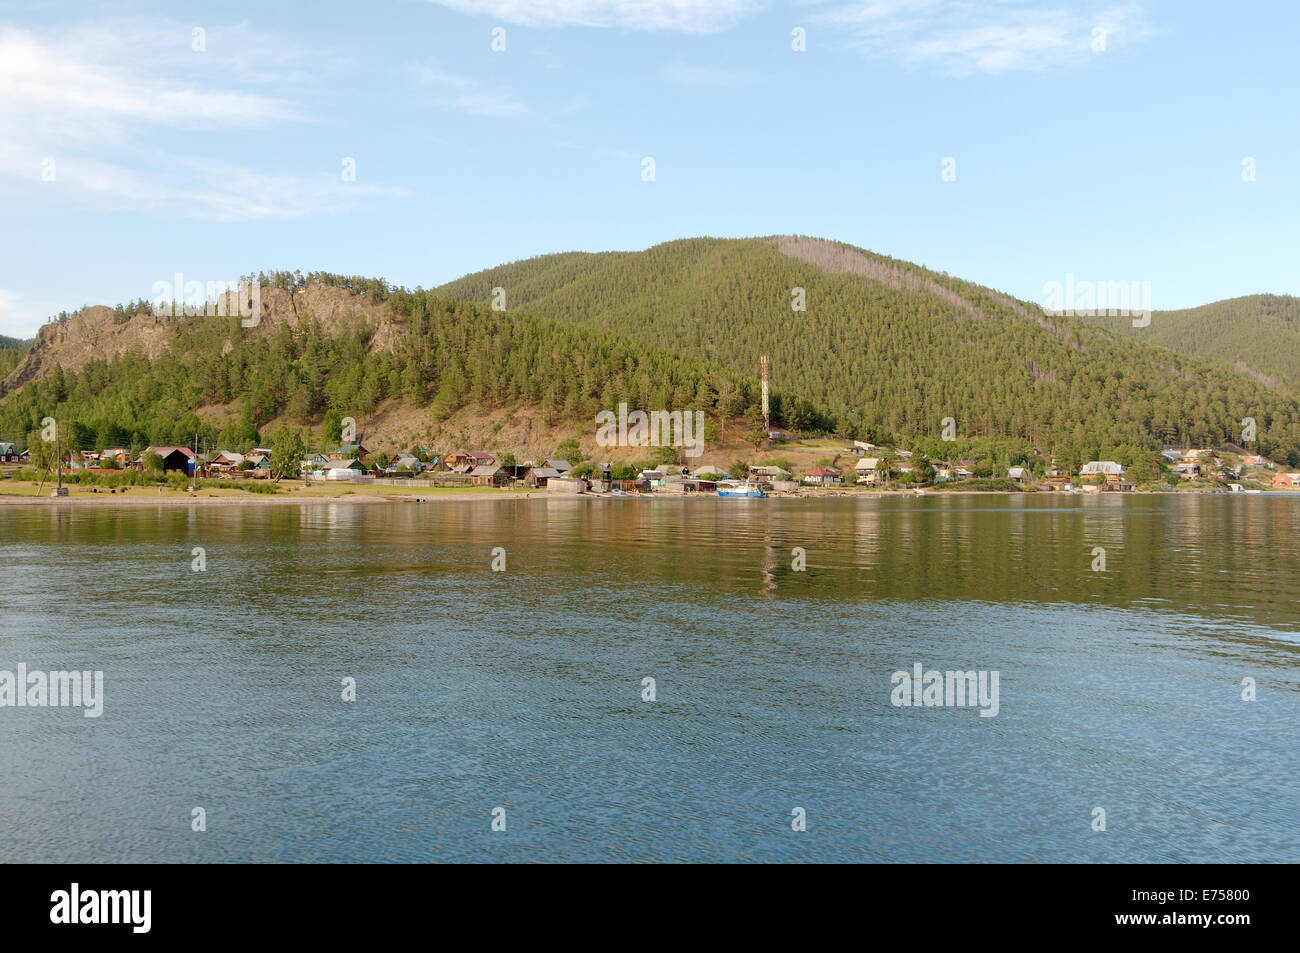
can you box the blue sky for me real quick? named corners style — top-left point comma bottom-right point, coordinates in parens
top-left (1, 0), bottom-right (1297, 337)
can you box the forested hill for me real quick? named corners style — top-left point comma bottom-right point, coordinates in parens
top-left (0, 282), bottom-right (803, 453)
top-left (435, 236), bottom-right (1300, 461)
top-left (1081, 294), bottom-right (1300, 391)
top-left (0, 334), bottom-right (29, 377)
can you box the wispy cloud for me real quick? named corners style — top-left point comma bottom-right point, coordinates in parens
top-left (819, 1), bottom-right (1154, 74)
top-left (407, 64), bottom-right (529, 118)
top-left (426, 0), bottom-right (766, 33)
top-left (659, 62), bottom-right (756, 86)
top-left (0, 21), bottom-right (401, 220)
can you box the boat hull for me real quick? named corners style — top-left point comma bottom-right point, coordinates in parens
top-left (718, 486), bottom-right (766, 498)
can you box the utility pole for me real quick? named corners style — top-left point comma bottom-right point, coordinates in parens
top-left (50, 424), bottom-right (68, 497)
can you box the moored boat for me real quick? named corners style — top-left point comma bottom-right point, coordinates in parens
top-left (717, 481), bottom-right (766, 498)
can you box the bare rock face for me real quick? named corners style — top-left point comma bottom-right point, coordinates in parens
top-left (0, 284), bottom-right (397, 398)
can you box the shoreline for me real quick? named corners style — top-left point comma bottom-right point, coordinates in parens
top-left (0, 486), bottom-right (1290, 506)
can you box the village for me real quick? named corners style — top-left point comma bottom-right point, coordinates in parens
top-left (3, 435), bottom-right (1298, 498)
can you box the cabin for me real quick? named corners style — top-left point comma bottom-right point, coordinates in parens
top-left (143, 446), bottom-right (195, 474)
top-left (329, 444), bottom-right (369, 462)
top-left (211, 451), bottom-right (244, 472)
top-left (443, 450), bottom-right (497, 470)
top-left (1171, 462), bottom-right (1202, 480)
top-left (99, 447), bottom-right (130, 465)
top-left (1272, 472), bottom-right (1300, 489)
top-left (524, 466), bottom-right (561, 487)
top-left (0, 442), bottom-right (18, 463)
top-left (1007, 466), bottom-right (1030, 483)
top-left (244, 453), bottom-right (272, 476)
top-left (469, 464), bottom-right (510, 487)
top-left (1043, 475), bottom-right (1073, 490)
top-left (1080, 461), bottom-right (1125, 485)
top-left (803, 466), bottom-right (843, 486)
top-left (386, 453), bottom-right (422, 474)
top-left (856, 457), bottom-right (881, 484)
top-left (545, 459), bottom-right (573, 475)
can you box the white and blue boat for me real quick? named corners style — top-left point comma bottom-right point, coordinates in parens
top-left (717, 481), bottom-right (766, 498)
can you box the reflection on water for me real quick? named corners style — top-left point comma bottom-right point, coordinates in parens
top-left (0, 495), bottom-right (1297, 862)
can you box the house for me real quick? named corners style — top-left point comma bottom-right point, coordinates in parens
top-left (244, 453), bottom-right (272, 475)
top-left (692, 465), bottom-right (730, 480)
top-left (1007, 466), bottom-right (1030, 483)
top-left (545, 459), bottom-right (573, 475)
top-left (1272, 472), bottom-right (1300, 489)
top-left (1080, 461), bottom-right (1125, 484)
top-left (749, 465), bottom-right (791, 480)
top-left (143, 446), bottom-right (195, 474)
top-left (211, 451), bottom-right (245, 472)
top-left (953, 466), bottom-right (973, 479)
top-left (469, 464), bottom-right (510, 487)
top-left (329, 444), bottom-right (369, 462)
top-left (856, 458), bottom-right (882, 484)
top-left (386, 453), bottom-right (422, 474)
top-left (1160, 449), bottom-right (1184, 465)
top-left (0, 442), bottom-right (18, 463)
top-left (1171, 462), bottom-right (1202, 480)
top-left (524, 466), bottom-right (561, 487)
top-left (853, 440), bottom-right (878, 453)
top-left (803, 466), bottom-right (843, 486)
top-left (1043, 475), bottom-right (1073, 490)
top-left (308, 453), bottom-right (332, 470)
top-left (1240, 454), bottom-right (1270, 468)
top-left (933, 464), bottom-right (954, 481)
top-left (99, 447), bottom-right (130, 465)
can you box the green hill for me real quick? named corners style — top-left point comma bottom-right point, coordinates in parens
top-left (435, 236), bottom-right (1300, 463)
top-left (1082, 294), bottom-right (1300, 391)
top-left (0, 281), bottom-right (803, 455)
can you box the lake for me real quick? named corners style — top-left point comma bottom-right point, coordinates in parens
top-left (1, 494), bottom-right (1297, 862)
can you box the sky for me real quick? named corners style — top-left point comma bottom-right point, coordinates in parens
top-left (1, 0), bottom-right (1297, 337)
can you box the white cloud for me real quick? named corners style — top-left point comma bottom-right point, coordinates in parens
top-left (659, 62), bottom-right (755, 86)
top-left (820, 2), bottom-right (1154, 74)
top-left (407, 64), bottom-right (529, 118)
top-left (426, 0), bottom-right (766, 33)
top-left (0, 22), bottom-right (401, 221)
